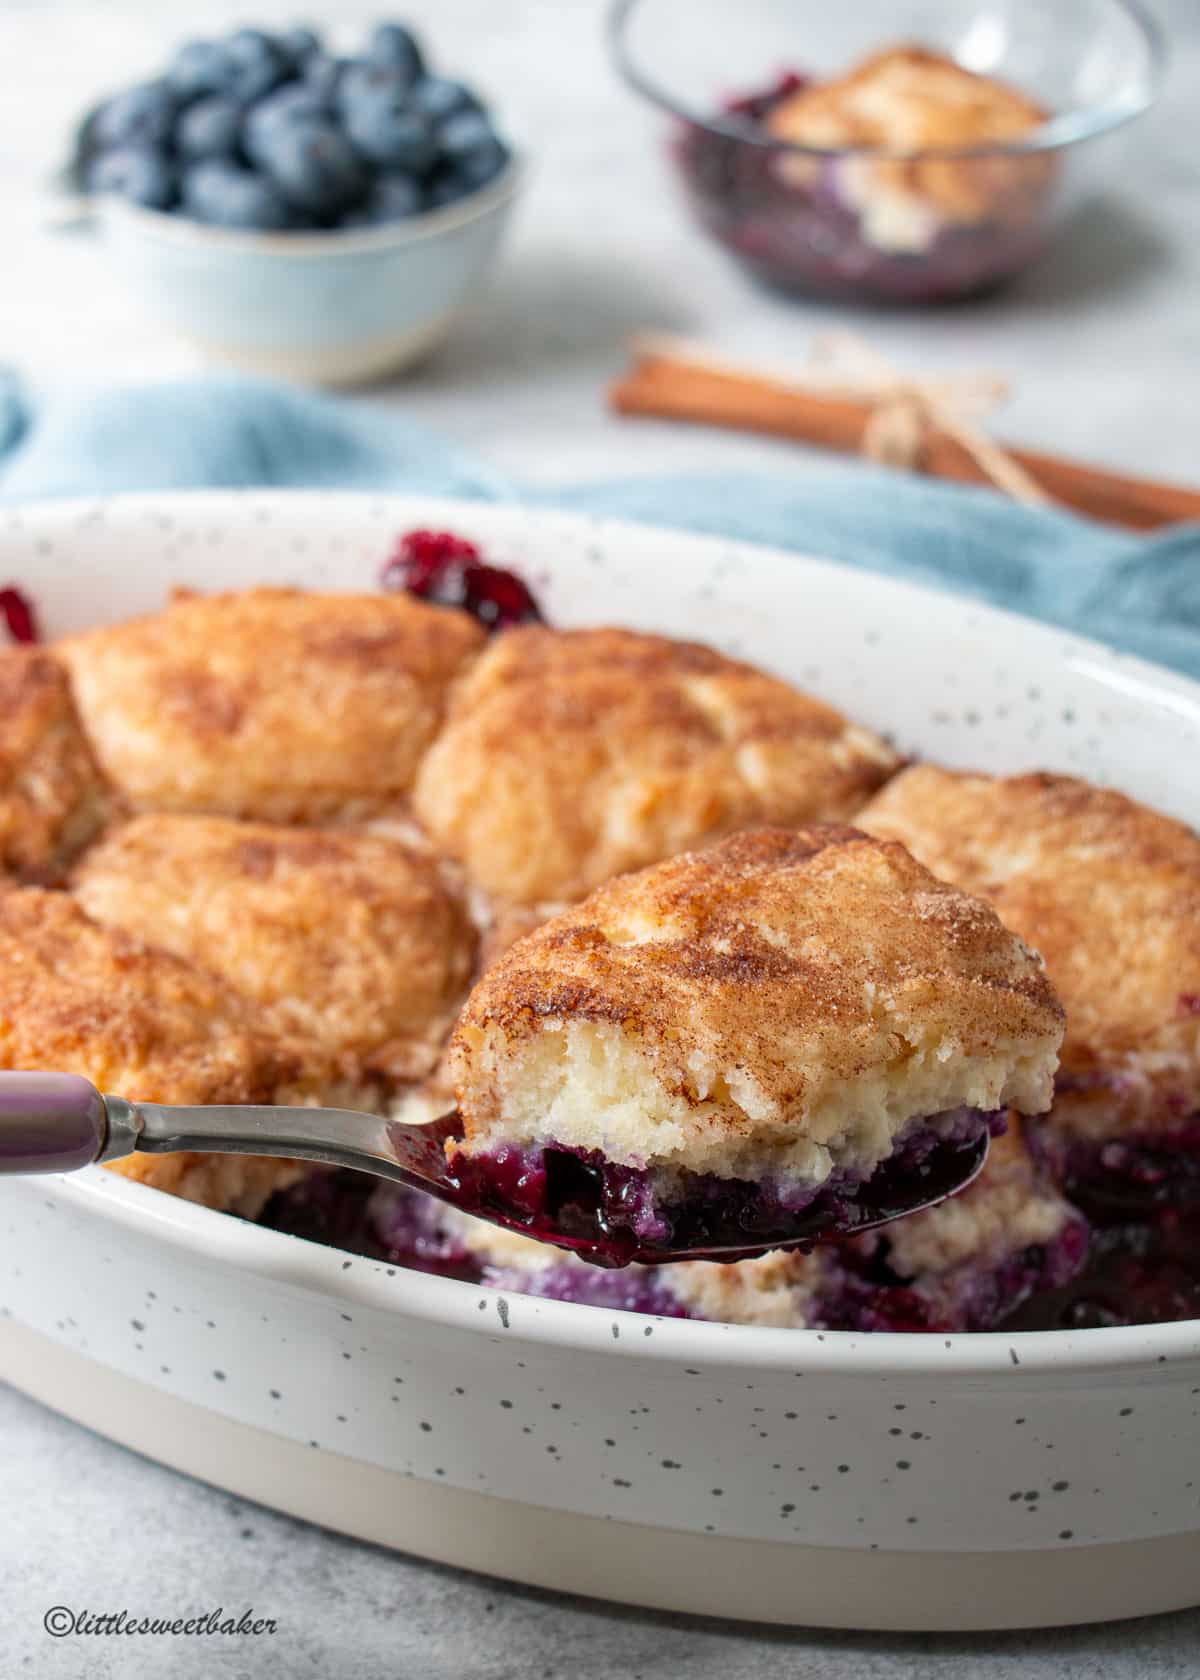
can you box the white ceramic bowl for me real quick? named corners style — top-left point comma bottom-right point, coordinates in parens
top-left (1, 491), bottom-right (1198, 1631)
top-left (89, 156), bottom-right (524, 386)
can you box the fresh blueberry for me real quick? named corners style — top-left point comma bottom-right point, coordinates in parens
top-left (342, 86), bottom-right (437, 170)
top-left (91, 81), bottom-right (177, 151)
top-left (303, 52), bottom-right (346, 105)
top-left (167, 40), bottom-right (235, 101)
top-left (438, 111), bottom-right (508, 186)
top-left (182, 160), bottom-right (292, 229)
top-left (224, 28), bottom-right (290, 104)
top-left (256, 120), bottom-right (367, 217)
top-left (367, 22), bottom-right (425, 84)
top-left (423, 165), bottom-right (471, 210)
top-left (69, 106), bottom-right (102, 187)
top-left (277, 25), bottom-right (322, 67)
top-left (340, 170), bottom-right (424, 225)
top-left (87, 146), bottom-right (175, 210)
top-left (409, 76), bottom-right (481, 126)
top-left (243, 84), bottom-right (328, 165)
top-left (176, 96), bottom-right (242, 160)
top-left (335, 60), bottom-right (400, 118)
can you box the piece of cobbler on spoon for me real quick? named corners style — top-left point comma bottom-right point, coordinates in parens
top-left (443, 824), bottom-right (1065, 1264)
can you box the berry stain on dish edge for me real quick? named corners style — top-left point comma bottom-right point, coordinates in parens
top-left (382, 529), bottom-right (545, 630)
top-left (0, 586), bottom-right (39, 644)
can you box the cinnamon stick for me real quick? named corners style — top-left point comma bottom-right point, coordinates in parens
top-left (610, 352), bottom-right (1200, 532)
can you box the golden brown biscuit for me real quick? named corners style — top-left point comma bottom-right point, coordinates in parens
top-left (859, 768), bottom-right (1200, 1146)
top-left (59, 587), bottom-right (485, 821)
top-left (413, 626), bottom-right (900, 905)
top-left (0, 648), bottom-right (110, 884)
top-left (73, 813), bottom-right (476, 1080)
top-left (768, 46), bottom-right (1046, 155)
top-left (766, 46), bottom-right (1051, 247)
top-left (450, 826), bottom-right (1063, 1189)
top-left (0, 888), bottom-right (335, 1217)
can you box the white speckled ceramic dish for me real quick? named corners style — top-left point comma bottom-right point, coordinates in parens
top-left (2, 492), bottom-right (1199, 1631)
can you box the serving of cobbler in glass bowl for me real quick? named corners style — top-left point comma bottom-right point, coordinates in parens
top-left (611, 0), bottom-right (1164, 301)
top-left (0, 492), bottom-right (1197, 1628)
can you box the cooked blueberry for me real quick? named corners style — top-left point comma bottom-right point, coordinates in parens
top-left (256, 121), bottom-right (366, 216)
top-left (167, 40), bottom-right (235, 101)
top-left (409, 76), bottom-right (481, 125)
top-left (438, 112), bottom-right (508, 186)
top-left (87, 146), bottom-right (175, 210)
top-left (177, 96), bottom-right (242, 160)
top-left (367, 22), bottom-right (425, 84)
top-left (277, 25), bottom-right (322, 67)
top-left (243, 85), bottom-right (328, 165)
top-left (92, 81), bottom-right (177, 151)
top-left (182, 160), bottom-right (291, 229)
top-left (224, 28), bottom-right (290, 103)
top-left (341, 170), bottom-right (424, 225)
top-left (343, 93), bottom-right (437, 171)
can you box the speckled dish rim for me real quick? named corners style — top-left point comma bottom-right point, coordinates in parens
top-left (9, 487), bottom-right (1200, 1383)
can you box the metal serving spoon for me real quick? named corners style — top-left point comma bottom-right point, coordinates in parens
top-left (0, 1071), bottom-right (988, 1267)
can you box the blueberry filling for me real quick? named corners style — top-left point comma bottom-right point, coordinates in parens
top-left (1026, 1108), bottom-right (1200, 1217)
top-left (257, 1159), bottom-right (1198, 1330)
top-left (446, 1108), bottom-right (999, 1268)
top-left (381, 528), bottom-right (545, 631)
top-left (824, 1215), bottom-right (1090, 1334)
top-left (260, 1167), bottom-right (482, 1282)
top-left (1004, 1207), bottom-right (1200, 1332)
top-left (673, 71), bottom-right (1053, 304)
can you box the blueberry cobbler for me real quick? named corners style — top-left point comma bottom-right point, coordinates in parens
top-left (676, 45), bottom-right (1057, 301)
top-left (2, 535), bottom-right (1198, 1327)
top-left (443, 827), bottom-right (1062, 1264)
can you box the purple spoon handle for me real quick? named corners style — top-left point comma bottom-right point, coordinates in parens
top-left (0, 1072), bottom-right (111, 1174)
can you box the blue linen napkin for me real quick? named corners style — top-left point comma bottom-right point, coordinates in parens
top-left (2, 372), bottom-right (1198, 680)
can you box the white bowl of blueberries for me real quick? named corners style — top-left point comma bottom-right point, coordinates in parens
top-left (69, 21), bottom-right (524, 385)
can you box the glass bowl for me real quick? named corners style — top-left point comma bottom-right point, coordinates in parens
top-left (610, 0), bottom-right (1166, 303)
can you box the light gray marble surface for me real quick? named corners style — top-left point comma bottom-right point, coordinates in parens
top-left (2, 0), bottom-right (1199, 1673)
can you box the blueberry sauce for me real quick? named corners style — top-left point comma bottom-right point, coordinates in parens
top-left (259, 1165), bottom-right (1100, 1333)
top-left (1026, 1112), bottom-right (1200, 1217)
top-left (0, 587), bottom-right (39, 644)
top-left (1004, 1208), bottom-right (1200, 1332)
top-left (381, 529), bottom-right (544, 631)
top-left (444, 1109), bottom-right (997, 1268)
top-left (260, 1167), bottom-right (482, 1282)
top-left (825, 1214), bottom-right (1090, 1334)
top-left (258, 1161), bottom-right (1199, 1330)
top-left (673, 72), bottom-right (1052, 304)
